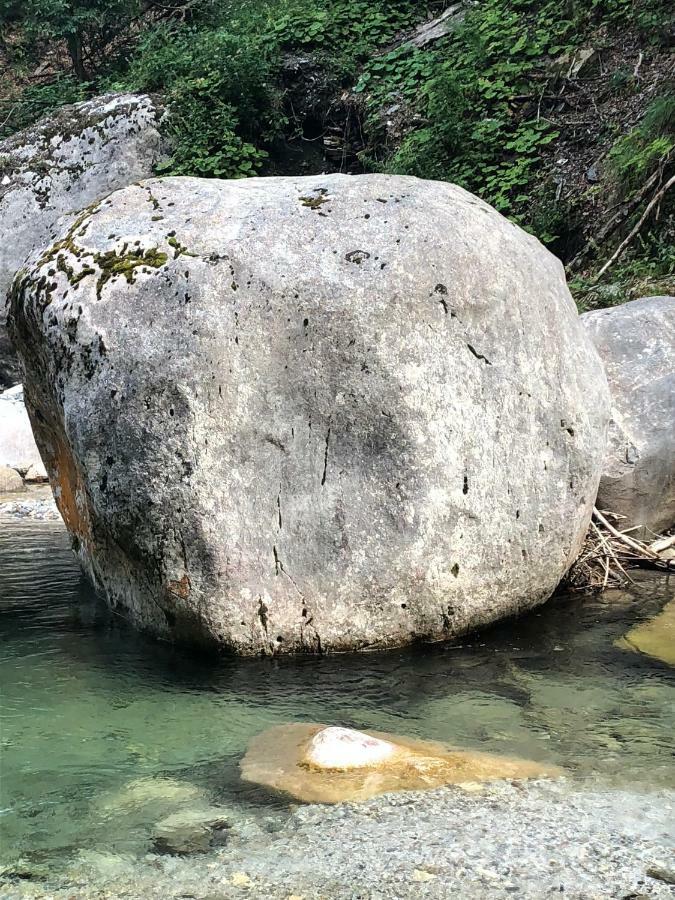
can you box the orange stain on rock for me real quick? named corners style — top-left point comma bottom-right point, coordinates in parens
top-left (167, 573), bottom-right (191, 599)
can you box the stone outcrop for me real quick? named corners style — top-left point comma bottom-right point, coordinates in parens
top-left (582, 296), bottom-right (675, 537)
top-left (240, 723), bottom-right (561, 802)
top-left (9, 173), bottom-right (609, 654)
top-left (0, 384), bottom-right (47, 479)
top-left (0, 93), bottom-right (166, 387)
top-left (0, 464), bottom-right (25, 493)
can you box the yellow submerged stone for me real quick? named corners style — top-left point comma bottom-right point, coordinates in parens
top-left (240, 723), bottom-right (561, 803)
top-left (616, 599), bottom-right (675, 667)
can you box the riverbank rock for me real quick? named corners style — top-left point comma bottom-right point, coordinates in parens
top-left (9, 173), bottom-right (610, 654)
top-left (616, 599), bottom-right (675, 667)
top-left (0, 464), bottom-right (25, 493)
top-left (0, 93), bottom-right (166, 388)
top-left (582, 296), bottom-right (675, 537)
top-left (0, 384), bottom-right (47, 479)
top-left (240, 723), bottom-right (561, 802)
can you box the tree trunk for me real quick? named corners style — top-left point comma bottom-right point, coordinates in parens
top-left (66, 30), bottom-right (87, 81)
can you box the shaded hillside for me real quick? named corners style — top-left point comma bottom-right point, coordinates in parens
top-left (1, 0), bottom-right (673, 308)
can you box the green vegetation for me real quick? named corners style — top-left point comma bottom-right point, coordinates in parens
top-left (607, 94), bottom-right (674, 195)
top-left (1, 0), bottom-right (673, 307)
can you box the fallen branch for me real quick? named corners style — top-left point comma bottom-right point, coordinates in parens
top-left (592, 507), bottom-right (660, 558)
top-left (565, 508), bottom-right (673, 591)
top-left (567, 163), bottom-right (666, 272)
top-left (595, 173), bottom-right (675, 280)
top-left (633, 50), bottom-right (643, 78)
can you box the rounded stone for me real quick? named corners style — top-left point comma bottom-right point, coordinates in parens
top-left (240, 722), bottom-right (561, 803)
top-left (9, 173), bottom-right (610, 654)
top-left (0, 93), bottom-right (166, 388)
top-left (581, 296), bottom-right (675, 536)
top-left (0, 464), bottom-right (25, 493)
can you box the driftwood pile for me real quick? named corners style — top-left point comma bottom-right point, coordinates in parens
top-left (566, 507), bottom-right (675, 591)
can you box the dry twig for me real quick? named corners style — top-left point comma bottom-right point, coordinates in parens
top-left (565, 507), bottom-right (673, 591)
top-left (595, 174), bottom-right (675, 280)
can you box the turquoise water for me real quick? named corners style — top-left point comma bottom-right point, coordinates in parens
top-left (1, 516), bottom-right (673, 871)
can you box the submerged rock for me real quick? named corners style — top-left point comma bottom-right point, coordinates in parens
top-left (9, 173), bottom-right (609, 654)
top-left (616, 599), bottom-right (675, 667)
top-left (0, 384), bottom-right (47, 479)
top-left (97, 777), bottom-right (203, 819)
top-left (152, 807), bottom-right (231, 854)
top-left (581, 296), bottom-right (675, 537)
top-left (0, 93), bottom-right (166, 388)
top-left (240, 723), bottom-right (561, 803)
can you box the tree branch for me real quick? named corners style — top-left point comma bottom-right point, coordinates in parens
top-left (595, 173), bottom-right (675, 280)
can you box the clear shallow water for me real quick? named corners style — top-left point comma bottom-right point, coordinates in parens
top-left (1, 516), bottom-right (673, 870)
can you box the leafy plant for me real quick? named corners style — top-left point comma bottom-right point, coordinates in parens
top-left (116, 23), bottom-right (284, 178)
top-left (358, 0), bottom-right (566, 221)
top-left (0, 76), bottom-right (88, 139)
top-left (607, 93), bottom-right (675, 195)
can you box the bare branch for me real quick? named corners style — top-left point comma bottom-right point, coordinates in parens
top-left (595, 174), bottom-right (675, 280)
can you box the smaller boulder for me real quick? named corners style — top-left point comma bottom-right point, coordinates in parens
top-left (0, 464), bottom-right (25, 493)
top-left (240, 723), bottom-right (561, 803)
top-left (0, 384), bottom-right (47, 477)
top-left (0, 92), bottom-right (166, 388)
top-left (581, 297), bottom-right (675, 536)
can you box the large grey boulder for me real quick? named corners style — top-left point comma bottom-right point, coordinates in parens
top-left (9, 174), bottom-right (610, 654)
top-left (582, 296), bottom-right (675, 536)
top-left (0, 93), bottom-right (166, 387)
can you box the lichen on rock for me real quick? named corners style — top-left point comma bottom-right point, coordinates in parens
top-left (9, 172), bottom-right (610, 655)
top-left (0, 92), bottom-right (167, 388)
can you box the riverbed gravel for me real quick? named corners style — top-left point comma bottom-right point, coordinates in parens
top-left (3, 779), bottom-right (674, 899)
top-left (0, 485), bottom-right (60, 520)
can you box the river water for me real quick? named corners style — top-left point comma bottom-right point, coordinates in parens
top-left (1, 515), bottom-right (673, 875)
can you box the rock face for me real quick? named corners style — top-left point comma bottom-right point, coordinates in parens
top-left (9, 173), bottom-right (610, 654)
top-left (0, 93), bottom-right (166, 388)
top-left (0, 384), bottom-right (47, 479)
top-left (582, 297), bottom-right (675, 536)
top-left (240, 723), bottom-right (561, 803)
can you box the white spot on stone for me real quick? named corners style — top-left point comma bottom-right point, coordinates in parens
top-left (305, 726), bottom-right (398, 770)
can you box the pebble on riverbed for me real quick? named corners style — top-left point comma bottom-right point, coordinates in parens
top-left (0, 484), bottom-right (60, 520)
top-left (240, 723), bottom-right (562, 803)
top-left (4, 780), bottom-right (674, 899)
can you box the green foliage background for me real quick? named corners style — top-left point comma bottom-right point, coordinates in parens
top-left (1, 0), bottom-right (673, 305)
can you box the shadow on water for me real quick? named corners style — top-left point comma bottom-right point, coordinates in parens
top-left (1, 517), bottom-right (673, 866)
